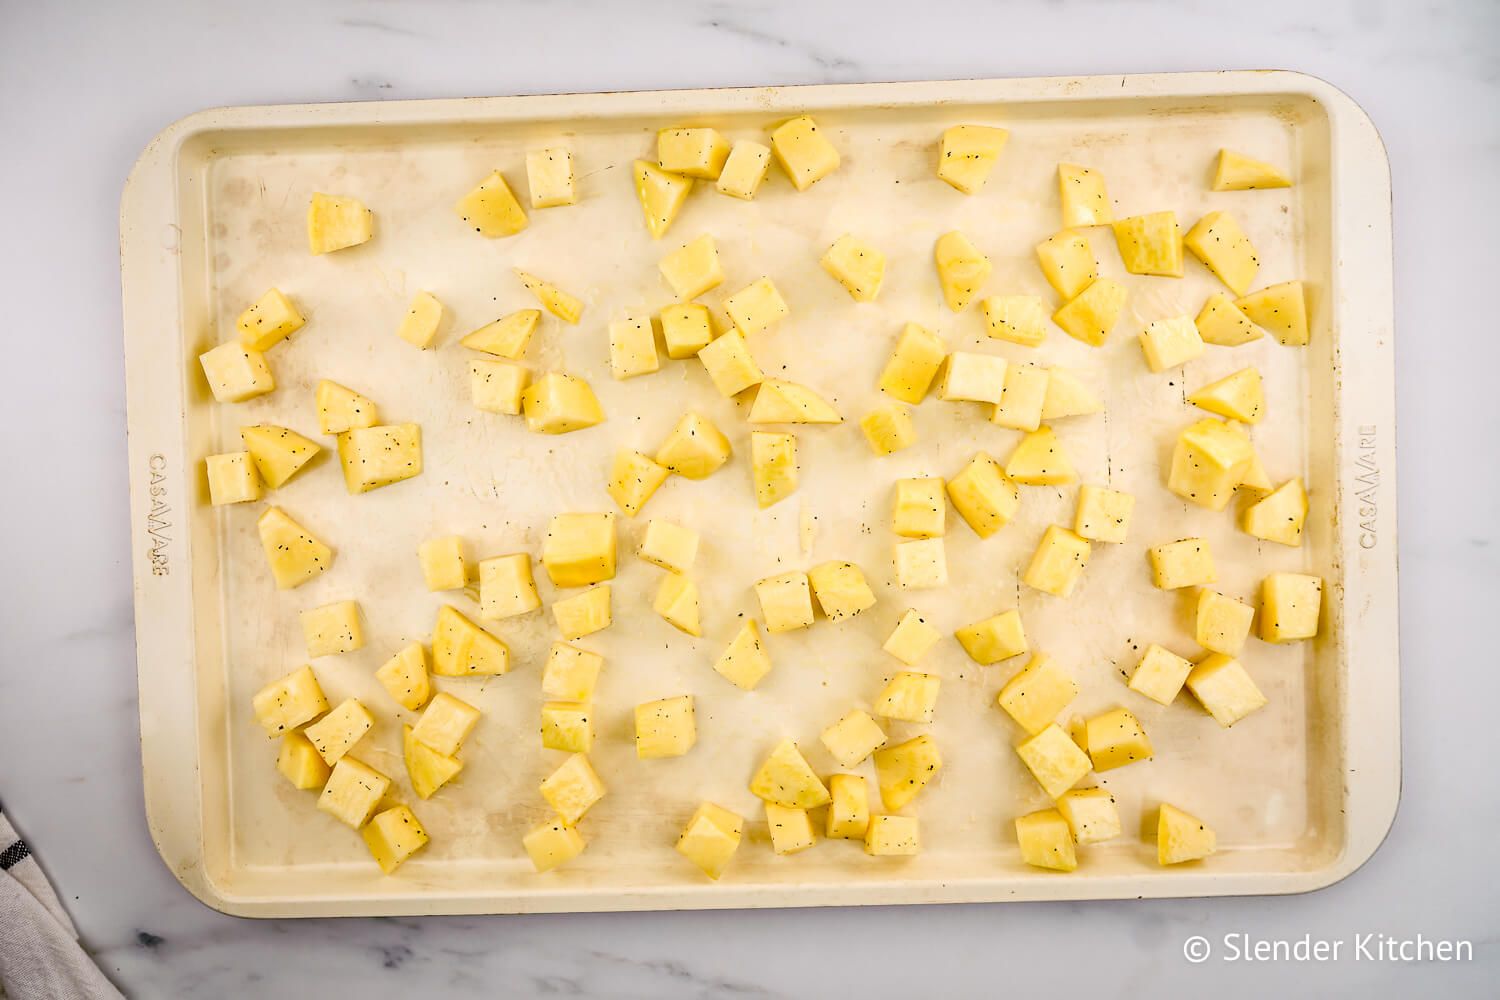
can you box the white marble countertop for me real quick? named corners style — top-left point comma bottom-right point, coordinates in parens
top-left (2, 0), bottom-right (1496, 996)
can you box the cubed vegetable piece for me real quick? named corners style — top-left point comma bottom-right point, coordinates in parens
top-left (659, 235), bottom-right (724, 301)
top-left (609, 314), bottom-right (660, 380)
top-left (304, 698), bottom-right (374, 766)
top-left (1073, 485), bottom-right (1134, 544)
top-left (277, 732), bottom-right (330, 791)
top-left (1184, 211), bottom-right (1259, 295)
top-left (376, 643), bottom-right (431, 711)
top-left (821, 710), bottom-right (887, 768)
top-left (308, 192), bottom-right (374, 254)
top-left (363, 805), bottom-right (429, 874)
top-left (542, 512), bottom-right (616, 587)
top-left (860, 404), bottom-right (917, 456)
top-left (455, 172), bottom-right (527, 238)
top-left (1057, 788), bottom-right (1121, 845)
top-left (750, 740), bottom-right (830, 808)
top-left (1085, 708), bottom-right (1152, 771)
top-left (653, 573), bottom-right (702, 636)
top-left (411, 692), bottom-right (480, 756)
top-left (982, 295), bottom-right (1048, 348)
top-left (1052, 277), bottom-right (1127, 347)
top-left (883, 611), bottom-right (941, 666)
top-left (417, 536), bottom-right (466, 592)
top-left (808, 561), bottom-right (876, 621)
top-left (461, 309), bottom-right (539, 359)
top-left (1058, 163), bottom-right (1113, 227)
top-left (206, 452), bottom-right (262, 505)
top-left (525, 147), bottom-right (576, 208)
top-left (1189, 367), bottom-right (1264, 423)
top-left (764, 802), bottom-right (817, 857)
top-left (1212, 149), bottom-right (1291, 191)
top-left (716, 141), bottom-right (773, 199)
top-left (632, 160), bottom-right (693, 239)
top-left (199, 342), bottom-right (274, 403)
top-left (395, 291), bottom-right (444, 349)
top-left (470, 359), bottom-right (529, 415)
top-left (431, 605), bottom-right (510, 676)
top-left (1158, 803), bottom-right (1216, 865)
top-left (638, 520), bottom-right (698, 574)
top-left (997, 655), bottom-right (1078, 735)
top-left (713, 619), bottom-right (772, 690)
top-left (240, 425), bottom-right (320, 488)
top-left (820, 235), bottom-right (886, 302)
top-left (1024, 525), bottom-right (1091, 597)
top-left (992, 364), bottom-right (1049, 432)
top-left (769, 115), bottom-right (839, 190)
top-left (237, 288), bottom-right (305, 351)
top-left (874, 734), bottom-right (942, 810)
top-left (1127, 644), bottom-right (1195, 706)
top-left (542, 643), bottom-right (603, 703)
top-left (934, 230), bottom-right (991, 311)
top-left (524, 818), bottom-right (587, 873)
top-left (553, 585), bottom-right (611, 641)
top-left (750, 431), bottom-right (797, 508)
top-left (661, 303), bottom-right (713, 359)
top-left (1040, 368), bottom-right (1102, 420)
top-left (402, 735), bottom-right (460, 800)
top-left (865, 815), bottom-right (920, 857)
top-left (724, 278), bottom-right (789, 336)
top-left (1239, 451), bottom-right (1274, 493)
top-left (607, 449), bottom-right (670, 517)
top-left (1035, 231), bottom-right (1097, 301)
top-left (675, 803), bottom-right (742, 879)
top-left (318, 757), bottom-right (390, 828)
top-left (698, 330), bottom-right (764, 396)
top-left (478, 553), bottom-right (541, 620)
top-left (1016, 723), bottom-right (1091, 798)
top-left (1148, 538), bottom-right (1216, 590)
top-left (892, 478), bottom-right (945, 538)
top-left (1235, 281), bottom-right (1308, 346)
top-left (826, 774), bottom-right (871, 839)
top-left (1197, 590), bottom-right (1255, 656)
top-left (878, 323), bottom-right (946, 403)
top-left (1168, 418), bottom-right (1255, 510)
top-left (937, 124), bottom-right (1009, 194)
top-left (947, 453), bottom-right (1020, 538)
top-left (655, 412), bottom-right (731, 479)
top-left (749, 379), bottom-right (841, 424)
top-left (540, 702), bottom-right (594, 753)
top-left (252, 665), bottom-right (329, 738)
top-left (522, 372), bottom-right (604, 434)
top-left (1186, 654), bottom-right (1267, 727)
top-left (1259, 572), bottom-right (1322, 642)
top-left (894, 538), bottom-right (947, 589)
top-left (316, 380), bottom-right (379, 435)
top-left (1195, 292), bottom-right (1263, 346)
top-left (1139, 316), bottom-right (1204, 373)
top-left (301, 600), bottom-right (364, 657)
top-left (658, 127), bottom-right (730, 179)
top-left (874, 671), bottom-right (941, 724)
top-left (337, 423), bottom-right (422, 494)
top-left (955, 609), bottom-right (1027, 665)
top-left (939, 351), bottom-right (1006, 404)
top-left (1113, 211), bottom-right (1183, 277)
top-left (516, 270), bottom-right (584, 325)
top-left (256, 507), bottom-right (333, 589)
top-left (1015, 809), bottom-right (1077, 871)
top-left (755, 571), bottom-right (815, 633)
top-left (1242, 477), bottom-right (1308, 546)
top-left (540, 754), bottom-right (606, 825)
top-left (1006, 426), bottom-right (1076, 486)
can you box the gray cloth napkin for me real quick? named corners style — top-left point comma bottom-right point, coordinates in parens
top-left (0, 810), bottom-right (122, 1000)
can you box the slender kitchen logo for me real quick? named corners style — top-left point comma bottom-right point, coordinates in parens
top-left (1354, 425), bottom-right (1379, 549)
top-left (146, 454), bottom-right (171, 575)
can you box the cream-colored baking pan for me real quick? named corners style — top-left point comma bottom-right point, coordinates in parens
top-left (121, 72), bottom-right (1397, 917)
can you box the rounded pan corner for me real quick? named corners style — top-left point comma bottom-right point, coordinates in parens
top-left (1290, 778), bottom-right (1404, 899)
top-left (1261, 69), bottom-right (1392, 184)
top-left (120, 105), bottom-right (236, 224)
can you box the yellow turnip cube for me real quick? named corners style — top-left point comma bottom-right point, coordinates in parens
top-left (939, 351), bottom-right (1006, 404)
top-left (1158, 803), bottom-right (1216, 865)
top-left (1057, 788), bottom-right (1120, 845)
top-left (252, 665), bottom-right (328, 738)
top-left (874, 671), bottom-right (941, 723)
top-left (394, 291), bottom-right (444, 349)
top-left (933, 231), bottom-right (991, 311)
top-left (820, 234), bottom-right (886, 302)
top-left (315, 380), bottom-right (379, 435)
top-left (1040, 368), bottom-right (1102, 420)
top-left (412, 692), bottom-right (480, 756)
top-left (769, 115), bottom-right (839, 190)
top-left (946, 452), bottom-right (1020, 538)
top-left (1213, 149), bottom-right (1291, 190)
top-left (1073, 485), bottom-right (1134, 544)
top-left (820, 710), bottom-right (887, 768)
top-left (865, 815), bottom-right (920, 856)
top-left (1259, 572), bottom-right (1322, 642)
top-left (405, 723), bottom-right (463, 800)
top-left (955, 609), bottom-right (1027, 665)
top-left (653, 573), bottom-right (701, 636)
top-left (658, 127), bottom-right (730, 179)
top-left (878, 323), bottom-right (946, 403)
top-left (1189, 367), bottom-right (1264, 423)
top-left (552, 585), bottom-right (611, 641)
top-left (461, 309), bottom-right (539, 359)
top-left (1085, 708), bottom-right (1153, 771)
top-left (1113, 211), bottom-right (1182, 277)
top-left (894, 538), bottom-right (947, 589)
top-left (750, 431), bottom-right (797, 508)
top-left (200, 341), bottom-right (274, 402)
top-left (525, 147), bottom-right (575, 208)
top-left (479, 553), bottom-right (541, 620)
top-left (1139, 316), bottom-right (1205, 373)
top-left (455, 172), bottom-right (526, 238)
top-left (206, 452), bottom-right (262, 505)
top-left (632, 160), bottom-right (693, 239)
top-left (240, 424), bottom-right (320, 488)
top-left (308, 192), bottom-right (373, 253)
top-left (1016, 723), bottom-right (1091, 798)
top-left (362, 805), bottom-right (429, 874)
top-left (1195, 291), bottom-right (1263, 346)
top-left (716, 140), bottom-right (773, 200)
top-left (713, 619), bottom-right (772, 690)
top-left (658, 234), bottom-right (724, 301)
top-left (1052, 277), bottom-right (1127, 347)
top-left (540, 753), bottom-right (606, 825)
top-left (883, 610), bottom-right (941, 666)
top-left (609, 314), bottom-right (660, 380)
top-left (982, 294), bottom-right (1048, 348)
top-left (661, 303), bottom-right (713, 359)
top-left (698, 330), bottom-right (764, 396)
top-left (1006, 426), bottom-right (1077, 486)
top-left (542, 642), bottom-right (603, 703)
top-left (1185, 210), bottom-right (1259, 295)
top-left (826, 773), bottom-right (870, 839)
top-left (1148, 538), bottom-right (1216, 589)
top-left (522, 372), bottom-right (604, 434)
top-left (755, 571), bottom-right (815, 632)
top-left (542, 512), bottom-right (616, 587)
top-left (1015, 808), bottom-right (1077, 871)
top-left (1168, 418), bottom-right (1255, 510)
top-left (1035, 231), bottom-right (1097, 301)
top-left (540, 702), bottom-right (594, 753)
top-left (336, 424), bottom-right (423, 494)
top-left (750, 740), bottom-right (830, 808)
top-left (635, 695), bottom-right (696, 758)
top-left (277, 732), bottom-right (330, 790)
top-left (470, 360), bottom-right (529, 415)
top-left (997, 654), bottom-right (1078, 734)
top-left (655, 412), bottom-right (731, 479)
top-left (256, 507), bottom-right (333, 589)
top-left (524, 817), bottom-right (587, 873)
top-left (1024, 525), bottom-right (1091, 597)
top-left (237, 288), bottom-right (304, 351)
top-left (724, 278), bottom-right (789, 336)
top-left (676, 803), bottom-right (742, 879)
top-left (304, 698), bottom-right (374, 765)
top-left (992, 364), bottom-right (1049, 432)
top-left (417, 536), bottom-right (466, 592)
top-left (431, 605), bottom-right (510, 676)
top-left (301, 600), bottom-right (364, 657)
top-left (516, 269), bottom-right (583, 324)
top-left (1127, 644), bottom-right (1194, 706)
top-left (1197, 590), bottom-right (1255, 656)
top-left (639, 520), bottom-right (698, 574)
top-left (937, 124), bottom-right (1009, 194)
top-left (1235, 280), bottom-right (1308, 346)
top-left (892, 478), bottom-right (945, 538)
top-left (749, 380), bottom-right (843, 425)
top-left (1187, 654), bottom-right (1267, 727)
top-left (318, 757), bottom-right (389, 828)
top-left (376, 643), bottom-right (431, 711)
top-left (1242, 477), bottom-right (1308, 546)
top-left (1058, 163), bottom-right (1113, 227)
top-left (860, 404), bottom-right (917, 456)
top-left (808, 561), bottom-right (876, 622)
top-left (874, 735), bottom-right (942, 810)
top-left (765, 803), bottom-right (816, 855)
top-left (607, 450), bottom-right (670, 517)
